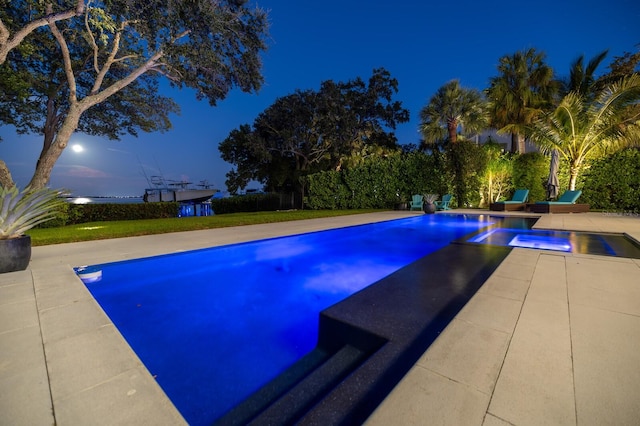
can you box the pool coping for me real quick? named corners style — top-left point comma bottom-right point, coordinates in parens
top-left (2, 210), bottom-right (640, 425)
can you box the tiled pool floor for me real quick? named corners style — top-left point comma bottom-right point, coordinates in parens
top-left (1, 211), bottom-right (639, 425)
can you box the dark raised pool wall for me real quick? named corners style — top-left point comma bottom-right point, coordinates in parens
top-left (216, 242), bottom-right (512, 425)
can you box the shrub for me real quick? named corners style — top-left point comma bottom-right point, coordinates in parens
top-left (210, 193), bottom-right (294, 214)
top-left (512, 152), bottom-right (548, 202)
top-left (402, 150), bottom-right (450, 199)
top-left (37, 202), bottom-right (180, 227)
top-left (305, 151), bottom-right (450, 209)
top-left (447, 140), bottom-right (487, 208)
top-left (305, 171), bottom-right (350, 209)
top-left (581, 148), bottom-right (640, 212)
top-left (479, 142), bottom-right (513, 206)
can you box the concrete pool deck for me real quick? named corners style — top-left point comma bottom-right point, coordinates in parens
top-left (1, 210), bottom-right (639, 425)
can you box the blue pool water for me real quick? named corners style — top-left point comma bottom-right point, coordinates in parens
top-left (468, 225), bottom-right (640, 258)
top-left (83, 214), bottom-right (497, 424)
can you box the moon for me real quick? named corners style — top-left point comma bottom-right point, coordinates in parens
top-left (71, 144), bottom-right (84, 153)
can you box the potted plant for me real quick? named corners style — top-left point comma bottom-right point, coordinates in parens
top-left (422, 193), bottom-right (438, 214)
top-left (394, 193), bottom-right (408, 210)
top-left (0, 186), bottom-right (65, 273)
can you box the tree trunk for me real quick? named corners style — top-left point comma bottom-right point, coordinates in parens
top-left (448, 120), bottom-right (457, 142)
top-left (27, 106), bottom-right (82, 190)
top-left (0, 160), bottom-right (15, 188)
top-left (510, 133), bottom-right (518, 153)
top-left (569, 166), bottom-right (579, 191)
top-left (517, 133), bottom-right (526, 154)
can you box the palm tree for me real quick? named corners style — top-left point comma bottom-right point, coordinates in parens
top-left (419, 80), bottom-right (488, 144)
top-left (560, 50), bottom-right (609, 98)
top-left (529, 74), bottom-right (640, 191)
top-left (486, 48), bottom-right (557, 153)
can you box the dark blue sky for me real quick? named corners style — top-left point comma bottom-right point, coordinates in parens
top-left (1, 0), bottom-right (638, 196)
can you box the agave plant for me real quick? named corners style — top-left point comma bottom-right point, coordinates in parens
top-left (423, 193), bottom-right (439, 204)
top-left (0, 186), bottom-right (65, 239)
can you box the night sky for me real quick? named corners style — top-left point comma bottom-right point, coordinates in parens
top-left (1, 0), bottom-right (638, 196)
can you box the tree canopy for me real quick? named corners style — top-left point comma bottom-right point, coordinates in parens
top-left (419, 79), bottom-right (488, 144)
top-left (0, 0), bottom-right (269, 189)
top-left (486, 48), bottom-right (557, 153)
top-left (0, 0), bottom-right (85, 64)
top-left (219, 68), bottom-right (410, 195)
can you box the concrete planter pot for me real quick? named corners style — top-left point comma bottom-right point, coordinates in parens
top-left (394, 202), bottom-right (408, 211)
top-left (0, 235), bottom-right (32, 273)
top-left (423, 202), bottom-right (436, 214)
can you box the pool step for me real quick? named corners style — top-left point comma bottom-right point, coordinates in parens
top-left (247, 343), bottom-right (372, 424)
top-left (215, 333), bottom-right (384, 425)
top-left (216, 243), bottom-right (512, 425)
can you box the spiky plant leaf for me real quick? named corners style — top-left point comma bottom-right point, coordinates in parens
top-left (0, 187), bottom-right (66, 239)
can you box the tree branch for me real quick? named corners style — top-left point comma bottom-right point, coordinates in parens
top-left (48, 20), bottom-right (78, 107)
top-left (0, 0), bottom-right (84, 64)
top-left (81, 50), bottom-right (165, 110)
top-left (83, 2), bottom-right (101, 73)
top-left (91, 23), bottom-right (126, 94)
top-left (90, 24), bottom-right (189, 94)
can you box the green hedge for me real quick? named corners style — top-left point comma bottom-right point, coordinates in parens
top-left (306, 152), bottom-right (452, 209)
top-left (512, 152), bottom-right (548, 202)
top-left (210, 193), bottom-right (293, 214)
top-left (581, 148), bottom-right (640, 212)
top-left (40, 202), bottom-right (180, 228)
top-left (305, 171), bottom-right (351, 209)
top-left (447, 141), bottom-right (486, 208)
top-left (41, 192), bottom-right (307, 228)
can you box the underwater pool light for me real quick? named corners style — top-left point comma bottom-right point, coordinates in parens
top-left (74, 266), bottom-right (103, 283)
top-left (508, 234), bottom-right (571, 252)
top-left (467, 229), bottom-right (498, 243)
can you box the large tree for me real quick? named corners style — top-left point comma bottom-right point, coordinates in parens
top-left (0, 28), bottom-right (180, 176)
top-left (0, 0), bottom-right (269, 190)
top-left (319, 69), bottom-right (409, 169)
top-left (219, 68), bottom-right (409, 195)
top-left (486, 48), bottom-right (557, 154)
top-left (529, 74), bottom-right (640, 190)
top-left (419, 79), bottom-right (488, 144)
top-left (418, 80), bottom-right (488, 208)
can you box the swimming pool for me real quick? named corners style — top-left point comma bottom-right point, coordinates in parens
top-left (80, 213), bottom-right (640, 425)
top-left (82, 214), bottom-right (496, 424)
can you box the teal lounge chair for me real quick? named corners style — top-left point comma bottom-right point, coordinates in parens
top-left (435, 194), bottom-right (452, 211)
top-left (409, 194), bottom-right (423, 211)
top-left (531, 190), bottom-right (590, 213)
top-left (490, 189), bottom-right (529, 211)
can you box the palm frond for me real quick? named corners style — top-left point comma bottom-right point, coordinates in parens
top-left (529, 72), bottom-right (640, 187)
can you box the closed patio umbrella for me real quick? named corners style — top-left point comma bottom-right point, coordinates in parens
top-left (546, 149), bottom-right (560, 200)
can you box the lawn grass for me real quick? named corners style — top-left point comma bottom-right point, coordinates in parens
top-left (27, 209), bottom-right (384, 246)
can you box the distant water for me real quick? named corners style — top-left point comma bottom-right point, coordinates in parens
top-left (66, 196), bottom-right (144, 204)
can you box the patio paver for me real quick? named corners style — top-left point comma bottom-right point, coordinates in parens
top-left (1, 210), bottom-right (639, 425)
